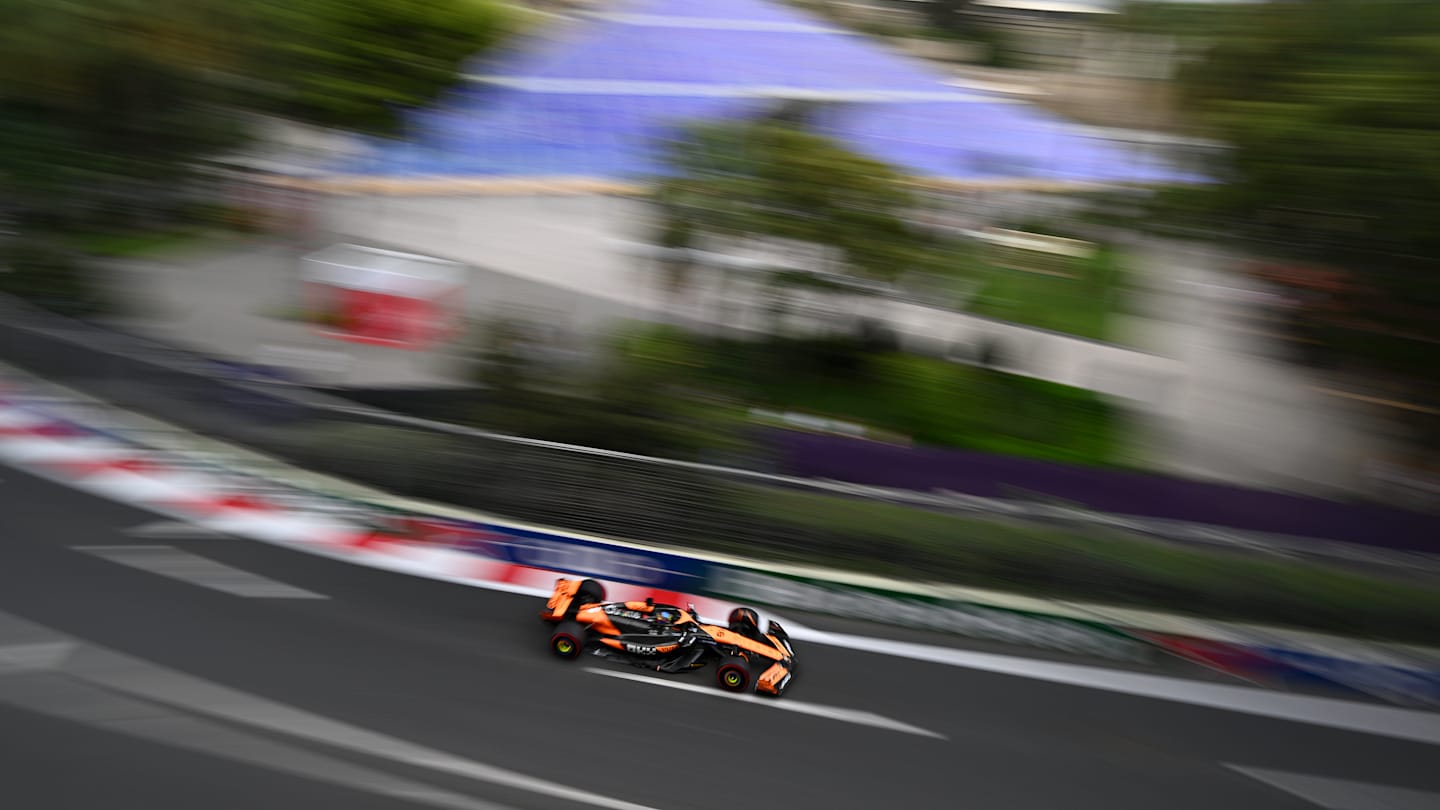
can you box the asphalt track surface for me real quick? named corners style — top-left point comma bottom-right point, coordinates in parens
top-left (2, 468), bottom-right (1437, 810)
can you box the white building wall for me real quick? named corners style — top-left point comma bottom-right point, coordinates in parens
top-left (322, 192), bottom-right (1183, 408)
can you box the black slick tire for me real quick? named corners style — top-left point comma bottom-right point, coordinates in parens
top-left (550, 621), bottom-right (586, 660)
top-left (715, 654), bottom-right (753, 693)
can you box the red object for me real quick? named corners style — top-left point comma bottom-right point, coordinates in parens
top-left (1135, 632), bottom-right (1285, 683)
top-left (303, 244), bottom-right (466, 350)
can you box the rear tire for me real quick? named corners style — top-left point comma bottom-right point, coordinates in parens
top-left (550, 621), bottom-right (586, 661)
top-left (715, 654), bottom-right (753, 693)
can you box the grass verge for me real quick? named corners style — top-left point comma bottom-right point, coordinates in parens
top-left (693, 344), bottom-right (1125, 466)
top-left (736, 485), bottom-right (1440, 645)
top-left (966, 245), bottom-right (1129, 342)
top-left (244, 420), bottom-right (1439, 644)
top-left (68, 228), bottom-right (215, 258)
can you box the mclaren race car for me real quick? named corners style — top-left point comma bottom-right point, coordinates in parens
top-left (540, 578), bottom-right (796, 697)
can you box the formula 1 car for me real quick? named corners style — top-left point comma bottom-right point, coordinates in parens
top-left (540, 578), bottom-right (796, 697)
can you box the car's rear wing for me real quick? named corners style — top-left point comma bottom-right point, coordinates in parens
top-left (542, 578), bottom-right (582, 622)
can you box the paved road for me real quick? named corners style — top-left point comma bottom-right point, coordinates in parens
top-left (2, 468), bottom-right (1436, 810)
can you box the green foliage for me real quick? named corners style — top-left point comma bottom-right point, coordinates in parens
top-left (1110, 1), bottom-right (1240, 38)
top-left (0, 239), bottom-right (106, 317)
top-left (655, 113), bottom-right (927, 285)
top-left (269, 413), bottom-right (1436, 641)
top-left (250, 0), bottom-right (515, 134)
top-left (1116, 0), bottom-right (1440, 439)
top-left (653, 116), bottom-right (1129, 342)
top-left (1150, 0), bottom-right (1440, 324)
top-left (467, 315), bottom-right (1121, 466)
top-left (0, 0), bottom-right (252, 206)
top-left (739, 485), bottom-right (1440, 643)
top-left (0, 0), bottom-right (513, 314)
top-left (0, 0), bottom-right (255, 107)
top-left (469, 319), bottom-right (744, 459)
top-left (2, 2), bottom-right (249, 122)
top-left (0, 0), bottom-right (253, 315)
top-left (742, 351), bottom-right (1121, 466)
top-left (615, 327), bottom-right (1125, 467)
top-left (915, 0), bottom-right (1020, 67)
top-left (470, 318), bottom-right (542, 407)
top-left (66, 228), bottom-right (213, 258)
top-left (922, 0), bottom-right (974, 34)
top-left (0, 0), bottom-right (514, 139)
top-left (968, 245), bottom-right (1129, 342)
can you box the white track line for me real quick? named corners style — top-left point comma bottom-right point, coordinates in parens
top-left (584, 667), bottom-right (946, 740)
top-left (124, 520), bottom-right (228, 540)
top-left (12, 410), bottom-right (1438, 746)
top-left (791, 630), bottom-right (1440, 747)
top-left (0, 642), bottom-right (77, 674)
top-left (1227, 765), bottom-right (1440, 810)
top-left (1, 676), bottom-right (516, 810)
top-left (73, 545), bottom-right (327, 599)
top-left (0, 610), bottom-right (665, 810)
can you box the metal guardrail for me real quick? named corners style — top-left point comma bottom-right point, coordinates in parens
top-left (0, 296), bottom-right (815, 553)
top-left (1, 294), bottom-right (1435, 577)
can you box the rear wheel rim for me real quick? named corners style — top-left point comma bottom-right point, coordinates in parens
top-left (556, 638), bottom-right (574, 655)
top-left (723, 670), bottom-right (742, 687)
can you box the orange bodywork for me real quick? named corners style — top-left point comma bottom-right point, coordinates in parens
top-left (543, 582), bottom-right (671, 637)
top-left (708, 628), bottom-right (794, 696)
top-left (598, 638), bottom-right (681, 655)
top-left (577, 604), bottom-right (621, 635)
top-left (542, 578), bottom-right (584, 620)
top-left (755, 662), bottom-right (792, 696)
top-left (701, 626), bottom-right (784, 664)
top-left (542, 579), bottom-right (795, 696)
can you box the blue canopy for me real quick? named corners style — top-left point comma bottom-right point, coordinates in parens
top-left (337, 0), bottom-right (1193, 185)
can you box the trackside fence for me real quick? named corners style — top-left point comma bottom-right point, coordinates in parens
top-left (0, 293), bottom-right (1434, 583)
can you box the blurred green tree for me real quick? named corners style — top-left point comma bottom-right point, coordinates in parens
top-left (1149, 0), bottom-right (1440, 358)
top-left (468, 318), bottom-right (739, 459)
top-left (0, 0), bottom-right (513, 310)
top-left (1177, 0), bottom-right (1440, 270)
top-left (923, 0), bottom-right (974, 35)
top-left (0, 0), bottom-right (255, 308)
top-left (0, 0), bottom-right (252, 227)
top-left (652, 107), bottom-right (930, 328)
top-left (250, 0), bottom-right (515, 135)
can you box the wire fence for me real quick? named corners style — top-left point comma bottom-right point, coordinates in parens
top-left (0, 294), bottom-right (851, 556)
top-left (2, 293), bottom-right (1434, 579)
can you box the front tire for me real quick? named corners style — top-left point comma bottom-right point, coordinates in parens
top-left (550, 621), bottom-right (586, 660)
top-left (715, 654), bottom-right (753, 693)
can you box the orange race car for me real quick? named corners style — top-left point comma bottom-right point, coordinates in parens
top-left (541, 578), bottom-right (797, 697)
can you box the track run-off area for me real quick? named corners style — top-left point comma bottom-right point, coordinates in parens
top-left (2, 468), bottom-right (1438, 810)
